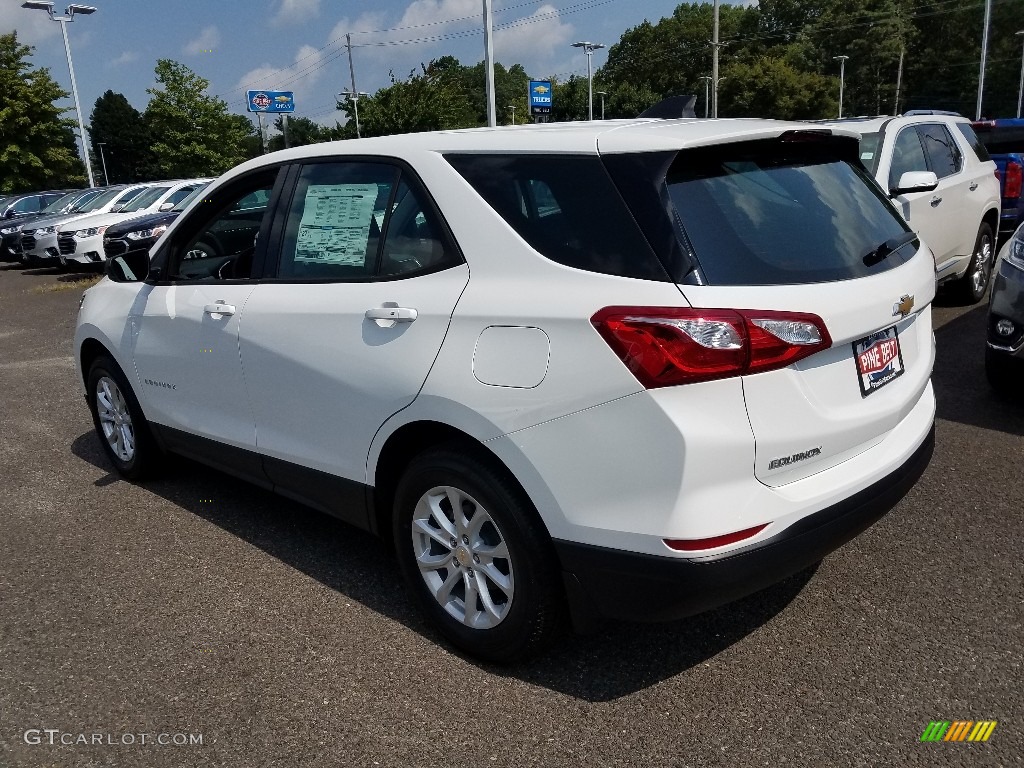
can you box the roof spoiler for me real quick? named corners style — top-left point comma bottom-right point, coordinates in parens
top-left (638, 95), bottom-right (698, 119)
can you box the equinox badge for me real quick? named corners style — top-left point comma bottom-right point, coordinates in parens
top-left (893, 294), bottom-right (915, 319)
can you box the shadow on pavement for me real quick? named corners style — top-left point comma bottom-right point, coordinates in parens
top-left (71, 429), bottom-right (814, 701)
top-left (931, 303), bottom-right (1024, 436)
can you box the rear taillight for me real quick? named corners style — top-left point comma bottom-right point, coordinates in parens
top-left (1005, 161), bottom-right (1022, 199)
top-left (591, 306), bottom-right (832, 388)
top-left (664, 523), bottom-right (769, 552)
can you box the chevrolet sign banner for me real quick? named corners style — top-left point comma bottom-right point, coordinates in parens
top-left (529, 81), bottom-right (552, 115)
top-left (247, 91), bottom-right (296, 113)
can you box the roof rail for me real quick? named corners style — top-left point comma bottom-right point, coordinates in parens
top-left (902, 109), bottom-right (963, 117)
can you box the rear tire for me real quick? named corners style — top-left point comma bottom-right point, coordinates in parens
top-left (954, 223), bottom-right (994, 304)
top-left (86, 355), bottom-right (160, 479)
top-left (392, 447), bottom-right (565, 663)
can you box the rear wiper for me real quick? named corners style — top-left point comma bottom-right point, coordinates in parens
top-left (863, 231), bottom-right (918, 266)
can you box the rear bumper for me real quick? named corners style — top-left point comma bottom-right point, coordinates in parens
top-left (555, 425), bottom-right (934, 624)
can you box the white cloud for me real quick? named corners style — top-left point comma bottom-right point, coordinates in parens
top-left (108, 50), bottom-right (139, 67)
top-left (274, 0), bottom-right (320, 26)
top-left (494, 4), bottom-right (573, 65)
top-left (184, 25), bottom-right (220, 56)
top-left (0, 4), bottom-right (61, 45)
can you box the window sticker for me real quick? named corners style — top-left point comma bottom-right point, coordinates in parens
top-left (295, 184), bottom-right (378, 266)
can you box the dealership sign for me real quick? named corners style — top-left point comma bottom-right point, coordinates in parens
top-left (246, 91), bottom-right (296, 113)
top-left (529, 81), bottom-right (552, 115)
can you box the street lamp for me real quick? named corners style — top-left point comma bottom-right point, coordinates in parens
top-left (698, 76), bottom-right (712, 118)
top-left (571, 41), bottom-right (605, 121)
top-left (96, 141), bottom-right (108, 185)
top-left (338, 90), bottom-right (369, 139)
top-left (833, 54), bottom-right (850, 119)
top-left (1016, 30), bottom-right (1024, 119)
top-left (21, 2), bottom-right (97, 188)
top-left (595, 91), bottom-right (607, 120)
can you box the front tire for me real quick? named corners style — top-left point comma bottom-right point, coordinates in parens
top-left (393, 447), bottom-right (564, 663)
top-left (86, 355), bottom-right (159, 479)
top-left (986, 347), bottom-right (1022, 397)
top-left (955, 222), bottom-right (995, 304)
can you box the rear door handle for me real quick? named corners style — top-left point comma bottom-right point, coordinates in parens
top-left (969, 182), bottom-right (979, 191)
top-left (930, 196), bottom-right (942, 207)
top-left (365, 306), bottom-right (417, 322)
top-left (204, 302), bottom-right (236, 316)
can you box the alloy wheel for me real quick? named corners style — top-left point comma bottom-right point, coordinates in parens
top-left (972, 232), bottom-right (993, 297)
top-left (95, 376), bottom-right (135, 462)
top-left (411, 485), bottom-right (515, 629)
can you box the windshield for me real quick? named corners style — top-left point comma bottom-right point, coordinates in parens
top-left (44, 190), bottom-right (91, 213)
top-left (121, 185), bottom-right (170, 213)
top-left (858, 132), bottom-right (882, 175)
top-left (75, 188), bottom-right (124, 212)
top-left (172, 182), bottom-right (212, 212)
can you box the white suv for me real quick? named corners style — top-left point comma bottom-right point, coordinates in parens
top-left (821, 113), bottom-right (1000, 303)
top-left (75, 120), bottom-right (936, 661)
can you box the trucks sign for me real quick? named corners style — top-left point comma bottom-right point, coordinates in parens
top-left (246, 90), bottom-right (296, 113)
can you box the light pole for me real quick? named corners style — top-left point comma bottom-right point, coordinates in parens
top-left (1016, 30), bottom-right (1024, 119)
top-left (977, 0), bottom-right (992, 120)
top-left (508, 104), bottom-right (516, 124)
top-left (339, 90), bottom-right (369, 139)
top-left (833, 54), bottom-right (849, 118)
top-left (571, 41), bottom-right (605, 121)
top-left (698, 76), bottom-right (712, 118)
top-left (96, 141), bottom-right (108, 185)
top-left (595, 91), bottom-right (607, 120)
top-left (21, 2), bottom-right (97, 188)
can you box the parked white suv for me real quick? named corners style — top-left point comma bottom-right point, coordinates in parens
top-left (821, 113), bottom-right (1000, 303)
top-left (75, 120), bottom-right (936, 661)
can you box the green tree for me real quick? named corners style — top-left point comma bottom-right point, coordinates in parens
top-left (144, 59), bottom-right (252, 177)
top-left (89, 90), bottom-right (154, 184)
top-left (0, 32), bottom-right (85, 193)
top-left (267, 115), bottom-right (336, 152)
top-left (343, 65), bottom-right (472, 138)
top-left (721, 53), bottom-right (837, 119)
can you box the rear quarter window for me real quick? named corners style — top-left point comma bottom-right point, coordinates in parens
top-left (957, 124), bottom-right (991, 162)
top-left (444, 154), bottom-right (668, 281)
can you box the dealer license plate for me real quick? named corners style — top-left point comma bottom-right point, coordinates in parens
top-left (853, 326), bottom-right (904, 397)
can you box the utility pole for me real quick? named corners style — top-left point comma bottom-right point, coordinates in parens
top-left (595, 91), bottom-right (606, 119)
top-left (894, 47), bottom-right (904, 115)
top-left (346, 33), bottom-right (357, 93)
top-left (482, 0), bottom-right (496, 127)
top-left (712, 0), bottom-right (720, 118)
top-left (97, 142), bottom-right (109, 185)
top-left (976, 0), bottom-right (992, 120)
top-left (1016, 31), bottom-right (1024, 119)
top-left (833, 55), bottom-right (849, 118)
top-left (508, 104), bottom-right (516, 124)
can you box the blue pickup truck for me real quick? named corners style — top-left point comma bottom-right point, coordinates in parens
top-left (972, 119), bottom-right (1024, 243)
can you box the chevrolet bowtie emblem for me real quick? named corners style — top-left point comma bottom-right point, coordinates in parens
top-left (893, 294), bottom-right (915, 318)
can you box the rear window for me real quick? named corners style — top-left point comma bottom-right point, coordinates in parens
top-left (662, 140), bottom-right (913, 285)
top-left (957, 123), bottom-right (991, 162)
top-left (444, 154), bottom-right (668, 281)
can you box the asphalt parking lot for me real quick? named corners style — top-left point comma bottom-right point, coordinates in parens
top-left (0, 263), bottom-right (1021, 768)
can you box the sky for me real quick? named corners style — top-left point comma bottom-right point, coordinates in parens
top-left (2, 0), bottom-right (750, 136)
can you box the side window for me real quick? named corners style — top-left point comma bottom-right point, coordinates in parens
top-left (279, 162), bottom-right (397, 280)
top-left (168, 172), bottom-right (277, 281)
top-left (956, 123), bottom-right (991, 162)
top-left (888, 128), bottom-right (929, 190)
top-left (917, 124), bottom-right (962, 178)
top-left (378, 178), bottom-right (460, 277)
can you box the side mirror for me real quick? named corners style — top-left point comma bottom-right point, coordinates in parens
top-left (158, 202), bottom-right (174, 212)
top-left (890, 171), bottom-right (939, 196)
top-left (106, 248), bottom-right (151, 283)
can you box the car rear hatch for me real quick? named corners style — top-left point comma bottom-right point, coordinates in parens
top-left (601, 130), bottom-right (936, 486)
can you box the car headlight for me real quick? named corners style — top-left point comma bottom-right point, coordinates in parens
top-left (1009, 229), bottom-right (1024, 269)
top-left (75, 226), bottom-right (107, 238)
top-left (0, 224), bottom-right (22, 235)
top-left (36, 226), bottom-right (56, 235)
top-left (126, 225), bottom-right (167, 240)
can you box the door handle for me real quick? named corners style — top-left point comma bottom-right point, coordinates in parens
top-left (930, 196), bottom-right (942, 207)
top-left (204, 302), bottom-right (236, 316)
top-left (969, 182), bottom-right (979, 191)
top-left (365, 306), bottom-right (417, 322)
